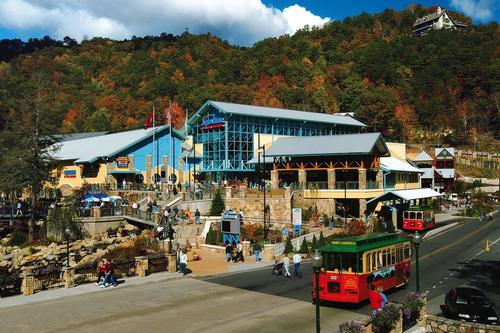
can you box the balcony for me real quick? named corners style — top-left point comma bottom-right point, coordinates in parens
top-left (335, 181), bottom-right (359, 190)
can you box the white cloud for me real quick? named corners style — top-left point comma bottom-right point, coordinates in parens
top-left (450, 0), bottom-right (494, 21)
top-left (0, 0), bottom-right (330, 45)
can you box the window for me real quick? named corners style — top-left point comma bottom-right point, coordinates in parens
top-left (325, 253), bottom-right (360, 272)
top-left (416, 212), bottom-right (423, 220)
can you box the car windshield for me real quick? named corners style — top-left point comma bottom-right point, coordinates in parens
top-left (457, 295), bottom-right (491, 307)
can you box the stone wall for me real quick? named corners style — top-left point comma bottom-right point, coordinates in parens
top-left (181, 199), bottom-right (212, 216)
top-left (426, 315), bottom-right (500, 333)
top-left (225, 197), bottom-right (291, 223)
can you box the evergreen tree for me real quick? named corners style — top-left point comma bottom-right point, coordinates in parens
top-left (311, 235), bottom-right (318, 251)
top-left (284, 238), bottom-right (293, 254)
top-left (300, 238), bottom-right (309, 254)
top-left (205, 226), bottom-right (214, 245)
top-left (319, 231), bottom-right (326, 247)
top-left (209, 188), bottom-right (225, 216)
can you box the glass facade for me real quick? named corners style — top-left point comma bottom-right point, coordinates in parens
top-left (189, 104), bottom-right (363, 174)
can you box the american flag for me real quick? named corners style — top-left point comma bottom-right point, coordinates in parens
top-left (165, 105), bottom-right (172, 126)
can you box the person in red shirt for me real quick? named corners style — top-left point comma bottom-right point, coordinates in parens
top-left (95, 260), bottom-right (106, 286)
top-left (102, 259), bottom-right (117, 288)
top-left (368, 283), bottom-right (384, 315)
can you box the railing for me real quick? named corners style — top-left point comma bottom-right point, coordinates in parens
top-left (113, 259), bottom-right (136, 278)
top-left (148, 256), bottom-right (168, 274)
top-left (74, 262), bottom-right (99, 285)
top-left (335, 181), bottom-right (359, 189)
top-left (305, 181), bottom-right (329, 190)
top-left (0, 268), bottom-right (22, 298)
top-left (367, 181), bottom-right (381, 189)
top-left (33, 265), bottom-right (65, 290)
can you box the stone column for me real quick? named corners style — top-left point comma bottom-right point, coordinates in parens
top-left (92, 207), bottom-right (101, 218)
top-left (376, 170), bottom-right (383, 189)
top-left (270, 170), bottom-right (279, 189)
top-left (327, 169), bottom-right (336, 190)
top-left (263, 244), bottom-right (275, 261)
top-left (298, 170), bottom-right (306, 188)
top-left (21, 272), bottom-right (35, 296)
top-left (284, 187), bottom-right (291, 198)
top-left (359, 199), bottom-right (367, 220)
top-left (168, 254), bottom-right (177, 273)
top-left (358, 168), bottom-right (367, 190)
top-left (178, 157), bottom-right (184, 185)
top-left (135, 256), bottom-right (149, 277)
top-left (63, 266), bottom-right (75, 288)
top-left (225, 186), bottom-right (232, 198)
top-left (416, 296), bottom-right (427, 328)
top-left (242, 240), bottom-right (251, 257)
top-left (146, 155), bottom-right (152, 186)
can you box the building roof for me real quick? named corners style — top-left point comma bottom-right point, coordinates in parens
top-left (246, 156), bottom-right (274, 165)
top-left (436, 169), bottom-right (455, 179)
top-left (421, 168), bottom-right (435, 179)
top-left (413, 151), bottom-right (434, 162)
top-left (188, 101), bottom-right (367, 128)
top-left (380, 157), bottom-right (422, 173)
top-left (435, 147), bottom-right (455, 158)
top-left (53, 126), bottom-right (185, 164)
top-left (55, 132), bottom-right (109, 142)
top-left (413, 10), bottom-right (443, 27)
top-left (264, 133), bottom-right (389, 157)
top-left (367, 188), bottom-right (443, 205)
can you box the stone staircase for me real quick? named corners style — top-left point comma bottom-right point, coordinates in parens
top-left (172, 223), bottom-right (203, 246)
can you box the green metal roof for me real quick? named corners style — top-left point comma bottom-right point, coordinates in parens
top-left (319, 233), bottom-right (410, 253)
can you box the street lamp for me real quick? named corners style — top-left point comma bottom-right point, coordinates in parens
top-left (312, 249), bottom-right (323, 333)
top-left (64, 227), bottom-right (71, 268)
top-left (413, 231), bottom-right (422, 292)
top-left (259, 144), bottom-right (268, 240)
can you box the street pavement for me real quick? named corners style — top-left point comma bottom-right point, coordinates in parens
top-left (0, 210), bottom-right (498, 332)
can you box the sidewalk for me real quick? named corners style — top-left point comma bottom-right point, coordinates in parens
top-left (0, 270), bottom-right (182, 309)
top-left (189, 248), bottom-right (273, 275)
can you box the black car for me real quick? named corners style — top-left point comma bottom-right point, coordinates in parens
top-left (442, 287), bottom-right (498, 325)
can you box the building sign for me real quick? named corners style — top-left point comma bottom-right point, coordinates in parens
top-left (201, 114), bottom-right (225, 130)
top-left (292, 208), bottom-right (302, 226)
top-left (64, 170), bottom-right (76, 178)
top-left (116, 157), bottom-right (129, 168)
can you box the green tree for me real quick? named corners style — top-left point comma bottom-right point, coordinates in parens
top-left (300, 238), bottom-right (309, 254)
top-left (284, 238), bottom-right (293, 254)
top-left (47, 207), bottom-right (84, 242)
top-left (318, 231), bottom-right (326, 247)
top-left (84, 107), bottom-right (113, 132)
top-left (311, 234), bottom-right (318, 251)
top-left (209, 188), bottom-right (225, 216)
top-left (0, 73), bottom-right (60, 242)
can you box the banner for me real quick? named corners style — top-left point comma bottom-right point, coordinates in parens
top-left (292, 208), bottom-right (302, 226)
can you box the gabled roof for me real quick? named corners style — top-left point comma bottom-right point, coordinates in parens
top-left (414, 10), bottom-right (444, 27)
top-left (188, 101), bottom-right (366, 128)
top-left (264, 133), bottom-right (389, 157)
top-left (435, 147), bottom-right (455, 158)
top-left (381, 157), bottom-right (422, 173)
top-left (55, 132), bottom-right (109, 142)
top-left (413, 151), bottom-right (434, 162)
top-left (54, 126), bottom-right (185, 164)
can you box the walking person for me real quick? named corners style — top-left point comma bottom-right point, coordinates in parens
top-left (102, 259), bottom-right (117, 288)
top-left (368, 283), bottom-right (384, 315)
top-left (328, 216), bottom-right (333, 230)
top-left (179, 249), bottom-right (188, 275)
top-left (252, 240), bottom-right (262, 263)
top-left (95, 259), bottom-right (106, 286)
top-left (292, 252), bottom-right (302, 277)
top-left (194, 209), bottom-right (201, 225)
top-left (236, 241), bottom-right (244, 263)
top-left (283, 255), bottom-right (291, 278)
top-left (224, 242), bottom-right (233, 262)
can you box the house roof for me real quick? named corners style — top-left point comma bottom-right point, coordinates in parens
top-left (55, 132), bottom-right (109, 142)
top-left (413, 151), bottom-right (434, 162)
top-left (367, 188), bottom-right (443, 205)
top-left (53, 125), bottom-right (185, 164)
top-left (414, 10), bottom-right (443, 27)
top-left (435, 147), bottom-right (455, 157)
top-left (264, 133), bottom-right (389, 157)
top-left (188, 101), bottom-right (366, 128)
top-left (380, 157), bottom-right (422, 173)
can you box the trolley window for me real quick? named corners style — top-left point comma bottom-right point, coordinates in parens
top-left (325, 253), bottom-right (361, 273)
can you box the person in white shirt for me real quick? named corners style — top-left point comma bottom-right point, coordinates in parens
top-left (283, 255), bottom-right (291, 278)
top-left (293, 252), bottom-right (302, 278)
top-left (179, 249), bottom-right (188, 275)
top-left (235, 241), bottom-right (244, 263)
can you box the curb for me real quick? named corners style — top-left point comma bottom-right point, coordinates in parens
top-left (423, 222), bottom-right (459, 240)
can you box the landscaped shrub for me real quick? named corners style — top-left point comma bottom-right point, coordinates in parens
top-left (318, 231), bottom-right (326, 247)
top-left (402, 292), bottom-right (426, 324)
top-left (311, 235), bottom-right (318, 251)
top-left (209, 188), bottom-right (225, 216)
top-left (337, 321), bottom-right (365, 333)
top-left (284, 238), bottom-right (293, 254)
top-left (371, 303), bottom-right (400, 333)
top-left (8, 230), bottom-right (28, 247)
top-left (299, 238), bottom-right (308, 254)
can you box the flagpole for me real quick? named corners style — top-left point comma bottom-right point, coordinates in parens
top-left (152, 105), bottom-right (155, 187)
top-left (169, 101), bottom-right (173, 187)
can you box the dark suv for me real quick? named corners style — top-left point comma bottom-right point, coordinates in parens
top-left (442, 287), bottom-right (497, 325)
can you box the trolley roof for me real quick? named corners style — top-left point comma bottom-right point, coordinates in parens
top-left (319, 233), bottom-right (409, 253)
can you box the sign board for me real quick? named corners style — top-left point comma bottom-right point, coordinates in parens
top-left (292, 208), bottom-right (302, 226)
top-left (221, 209), bottom-right (241, 234)
top-left (116, 157), bottom-right (129, 168)
top-left (201, 114), bottom-right (225, 130)
top-left (169, 173), bottom-right (177, 183)
top-left (64, 170), bottom-right (76, 178)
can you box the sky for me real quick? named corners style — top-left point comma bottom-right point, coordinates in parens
top-left (0, 0), bottom-right (498, 46)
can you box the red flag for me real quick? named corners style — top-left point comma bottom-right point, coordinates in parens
top-left (144, 112), bottom-right (154, 129)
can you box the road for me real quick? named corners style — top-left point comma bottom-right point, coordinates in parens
top-left (1, 211), bottom-right (498, 333)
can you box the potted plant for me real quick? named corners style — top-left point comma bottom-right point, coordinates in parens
top-left (337, 321), bottom-right (365, 333)
top-left (371, 303), bottom-right (400, 333)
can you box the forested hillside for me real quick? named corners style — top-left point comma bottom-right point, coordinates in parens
top-left (0, 5), bottom-right (498, 148)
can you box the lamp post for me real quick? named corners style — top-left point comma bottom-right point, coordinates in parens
top-left (259, 144), bottom-right (268, 240)
top-left (312, 250), bottom-right (323, 333)
top-left (343, 169), bottom-right (347, 227)
top-left (413, 231), bottom-right (422, 292)
top-left (64, 227), bottom-right (70, 268)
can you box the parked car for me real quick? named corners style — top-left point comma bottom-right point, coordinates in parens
top-left (442, 287), bottom-right (497, 325)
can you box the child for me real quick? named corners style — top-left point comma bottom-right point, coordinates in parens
top-left (95, 260), bottom-right (106, 286)
top-left (377, 286), bottom-right (388, 308)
